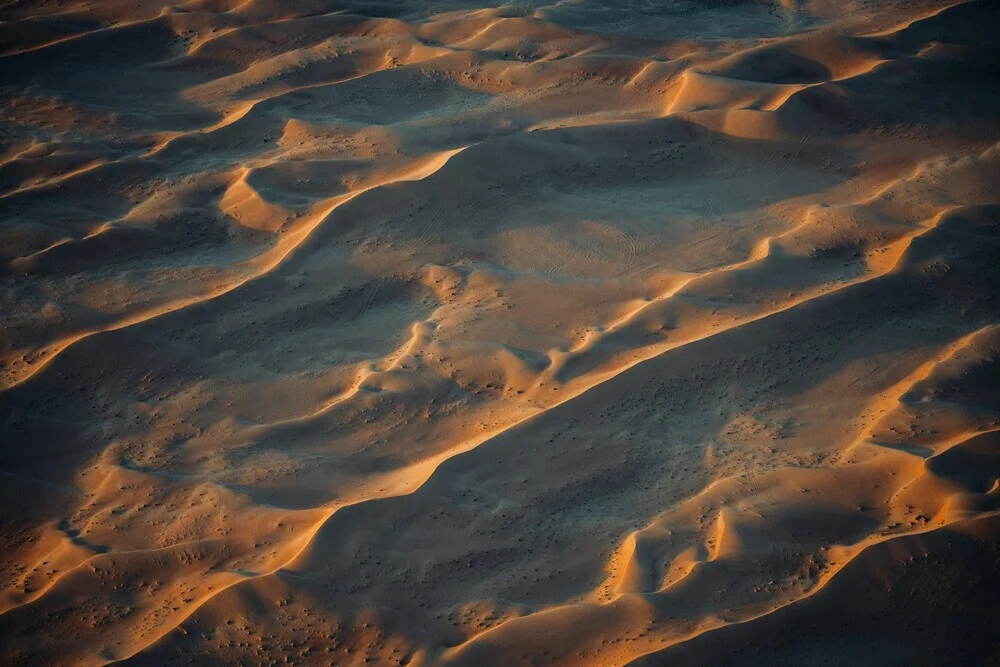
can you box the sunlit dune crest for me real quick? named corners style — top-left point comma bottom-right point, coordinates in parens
top-left (1, 0), bottom-right (999, 664)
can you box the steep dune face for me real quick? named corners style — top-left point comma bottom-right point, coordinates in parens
top-left (1, 0), bottom-right (998, 665)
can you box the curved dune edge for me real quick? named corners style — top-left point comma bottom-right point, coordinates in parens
top-left (2, 0), bottom-right (999, 664)
top-left (0, 0), bottom-right (969, 391)
top-left (85, 158), bottom-right (992, 654)
top-left (443, 511), bottom-right (1000, 667)
top-left (623, 513), bottom-right (1000, 665)
top-left (436, 325), bottom-right (1000, 665)
top-left (98, 243), bottom-right (999, 663)
top-left (1, 146), bottom-right (469, 392)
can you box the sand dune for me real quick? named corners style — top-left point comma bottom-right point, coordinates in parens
top-left (1, 0), bottom-right (998, 664)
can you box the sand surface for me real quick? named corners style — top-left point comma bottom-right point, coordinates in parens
top-left (2, 0), bottom-right (999, 664)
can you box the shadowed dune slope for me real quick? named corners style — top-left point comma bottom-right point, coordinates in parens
top-left (1, 0), bottom-right (998, 665)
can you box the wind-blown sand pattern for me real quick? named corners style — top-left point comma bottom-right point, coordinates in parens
top-left (1, 0), bottom-right (999, 664)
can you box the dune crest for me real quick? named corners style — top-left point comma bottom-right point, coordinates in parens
top-left (1, 0), bottom-right (998, 665)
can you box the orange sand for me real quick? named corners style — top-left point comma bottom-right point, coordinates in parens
top-left (1, 0), bottom-right (999, 664)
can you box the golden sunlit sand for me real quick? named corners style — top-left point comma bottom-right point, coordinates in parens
top-left (1, 0), bottom-right (999, 664)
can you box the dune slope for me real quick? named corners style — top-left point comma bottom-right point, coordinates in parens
top-left (1, 0), bottom-right (998, 665)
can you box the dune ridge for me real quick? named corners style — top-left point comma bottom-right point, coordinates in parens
top-left (1, 0), bottom-right (999, 664)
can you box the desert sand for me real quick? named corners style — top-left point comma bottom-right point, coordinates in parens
top-left (1, 0), bottom-right (999, 664)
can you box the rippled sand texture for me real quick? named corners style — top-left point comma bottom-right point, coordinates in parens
top-left (2, 0), bottom-right (1000, 664)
